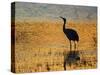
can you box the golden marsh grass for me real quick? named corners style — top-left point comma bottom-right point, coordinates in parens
top-left (13, 19), bottom-right (97, 73)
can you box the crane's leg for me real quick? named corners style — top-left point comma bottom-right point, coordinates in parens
top-left (76, 42), bottom-right (78, 51)
top-left (74, 41), bottom-right (76, 51)
top-left (70, 41), bottom-right (72, 52)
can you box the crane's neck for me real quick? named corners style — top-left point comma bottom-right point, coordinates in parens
top-left (63, 20), bottom-right (66, 31)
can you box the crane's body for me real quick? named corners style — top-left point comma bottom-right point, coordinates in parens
top-left (61, 16), bottom-right (79, 42)
top-left (63, 29), bottom-right (79, 42)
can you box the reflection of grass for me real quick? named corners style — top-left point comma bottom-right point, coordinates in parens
top-left (14, 20), bottom-right (97, 72)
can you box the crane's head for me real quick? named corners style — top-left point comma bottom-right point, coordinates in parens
top-left (60, 16), bottom-right (66, 22)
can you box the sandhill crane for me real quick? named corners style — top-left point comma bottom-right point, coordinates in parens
top-left (60, 16), bottom-right (79, 51)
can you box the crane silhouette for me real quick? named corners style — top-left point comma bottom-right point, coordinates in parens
top-left (60, 16), bottom-right (80, 70)
top-left (60, 16), bottom-right (79, 51)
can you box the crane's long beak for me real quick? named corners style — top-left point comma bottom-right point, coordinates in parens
top-left (60, 16), bottom-right (66, 20)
